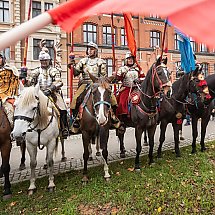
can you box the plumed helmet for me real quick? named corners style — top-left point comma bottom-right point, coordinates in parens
top-left (39, 50), bottom-right (51, 60)
top-left (87, 42), bottom-right (98, 50)
top-left (125, 52), bottom-right (135, 59)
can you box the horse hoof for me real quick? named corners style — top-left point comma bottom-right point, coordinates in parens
top-left (96, 152), bottom-right (101, 156)
top-left (191, 150), bottom-right (197, 154)
top-left (135, 168), bottom-right (141, 172)
top-left (61, 157), bottom-right (67, 162)
top-left (143, 142), bottom-right (148, 146)
top-left (157, 154), bottom-right (162, 159)
top-left (180, 136), bottom-right (185, 141)
top-left (43, 164), bottom-right (48, 170)
top-left (3, 193), bottom-right (12, 200)
top-left (28, 189), bottom-right (36, 196)
top-left (88, 157), bottom-right (93, 161)
top-left (176, 153), bottom-right (181, 158)
top-left (48, 187), bottom-right (55, 193)
top-left (120, 152), bottom-right (126, 158)
top-left (82, 176), bottom-right (89, 184)
top-left (19, 164), bottom-right (26, 171)
top-left (105, 177), bottom-right (111, 182)
top-left (201, 147), bottom-right (207, 152)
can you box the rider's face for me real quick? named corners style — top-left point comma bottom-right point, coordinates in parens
top-left (40, 60), bottom-right (50, 69)
top-left (126, 57), bottom-right (134, 66)
top-left (88, 47), bottom-right (97, 57)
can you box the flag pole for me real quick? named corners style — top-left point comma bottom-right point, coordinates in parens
top-left (69, 31), bottom-right (74, 116)
top-left (160, 19), bottom-right (168, 60)
top-left (111, 13), bottom-right (117, 94)
top-left (23, 0), bottom-right (32, 66)
top-left (0, 12), bottom-right (52, 51)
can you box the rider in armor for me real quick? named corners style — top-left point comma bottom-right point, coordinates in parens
top-left (29, 50), bottom-right (69, 138)
top-left (116, 52), bottom-right (145, 116)
top-left (0, 53), bottom-right (19, 129)
top-left (69, 42), bottom-right (119, 131)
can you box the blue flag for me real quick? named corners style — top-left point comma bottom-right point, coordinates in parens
top-left (176, 30), bottom-right (196, 73)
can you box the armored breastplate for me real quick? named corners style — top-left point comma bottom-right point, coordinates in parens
top-left (82, 58), bottom-right (100, 84)
top-left (122, 67), bottom-right (139, 87)
top-left (37, 68), bottom-right (53, 90)
top-left (0, 67), bottom-right (19, 100)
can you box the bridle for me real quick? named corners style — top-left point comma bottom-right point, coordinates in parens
top-left (14, 95), bottom-right (55, 150)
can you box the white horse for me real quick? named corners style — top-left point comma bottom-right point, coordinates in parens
top-left (12, 84), bottom-right (59, 194)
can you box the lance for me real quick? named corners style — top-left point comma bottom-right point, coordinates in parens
top-left (160, 19), bottom-right (168, 61)
top-left (23, 0), bottom-right (32, 67)
top-left (69, 32), bottom-right (74, 117)
top-left (111, 14), bottom-right (117, 95)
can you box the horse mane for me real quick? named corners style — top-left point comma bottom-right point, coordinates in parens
top-left (97, 77), bottom-right (110, 89)
top-left (141, 63), bottom-right (154, 92)
top-left (18, 86), bottom-right (49, 127)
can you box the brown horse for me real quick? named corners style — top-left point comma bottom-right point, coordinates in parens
top-left (117, 57), bottom-right (171, 169)
top-left (0, 101), bottom-right (12, 199)
top-left (80, 73), bottom-right (113, 183)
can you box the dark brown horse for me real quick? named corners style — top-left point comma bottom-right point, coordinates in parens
top-left (0, 102), bottom-right (12, 199)
top-left (187, 73), bottom-right (214, 153)
top-left (80, 73), bottom-right (114, 182)
top-left (117, 58), bottom-right (171, 169)
top-left (157, 73), bottom-right (190, 158)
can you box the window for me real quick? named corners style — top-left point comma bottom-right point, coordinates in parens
top-left (106, 59), bottom-right (113, 76)
top-left (33, 39), bottom-right (54, 60)
top-left (44, 3), bottom-right (53, 11)
top-left (201, 63), bottom-right (209, 77)
top-left (175, 61), bottom-right (182, 79)
top-left (200, 43), bottom-right (208, 52)
top-left (33, 39), bottom-right (41, 60)
top-left (0, 48), bottom-right (10, 60)
top-left (103, 26), bottom-right (116, 45)
top-left (149, 14), bottom-right (160, 19)
top-left (83, 23), bottom-right (97, 44)
top-left (121, 28), bottom-right (127, 46)
top-left (150, 31), bottom-right (161, 48)
top-left (0, 1), bottom-right (9, 23)
top-left (174, 34), bottom-right (180, 50)
top-left (190, 38), bottom-right (197, 52)
top-left (32, 1), bottom-right (41, 18)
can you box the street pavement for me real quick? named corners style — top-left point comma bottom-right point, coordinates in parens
top-left (1, 120), bottom-right (215, 185)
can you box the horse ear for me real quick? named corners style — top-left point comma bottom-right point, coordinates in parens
top-left (88, 71), bottom-right (98, 83)
top-left (19, 80), bottom-right (24, 92)
top-left (163, 57), bottom-right (168, 65)
top-left (35, 83), bottom-right (40, 94)
top-left (155, 56), bottom-right (161, 66)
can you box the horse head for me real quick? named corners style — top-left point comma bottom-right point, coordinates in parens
top-left (145, 57), bottom-right (172, 97)
top-left (89, 73), bottom-right (112, 126)
top-left (12, 83), bottom-right (50, 141)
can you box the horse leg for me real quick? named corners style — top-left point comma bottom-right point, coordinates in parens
top-left (191, 116), bottom-right (198, 154)
top-left (148, 126), bottom-right (156, 165)
top-left (88, 143), bottom-right (93, 161)
top-left (82, 132), bottom-right (90, 183)
top-left (60, 136), bottom-right (67, 162)
top-left (143, 129), bottom-right (148, 146)
top-left (200, 117), bottom-right (210, 152)
top-left (46, 143), bottom-right (56, 192)
top-left (157, 121), bottom-right (168, 158)
top-left (117, 127), bottom-right (126, 158)
top-left (95, 137), bottom-right (101, 156)
top-left (19, 140), bottom-right (26, 170)
top-left (172, 122), bottom-right (181, 157)
top-left (134, 126), bottom-right (143, 170)
top-left (1, 139), bottom-right (12, 199)
top-left (27, 143), bottom-right (37, 195)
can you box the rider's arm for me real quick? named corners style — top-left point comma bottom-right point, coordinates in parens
top-left (116, 67), bottom-right (126, 82)
top-left (49, 68), bottom-right (63, 91)
top-left (98, 59), bottom-right (107, 77)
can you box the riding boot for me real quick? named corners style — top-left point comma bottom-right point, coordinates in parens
top-left (111, 105), bottom-right (120, 129)
top-left (60, 110), bottom-right (69, 139)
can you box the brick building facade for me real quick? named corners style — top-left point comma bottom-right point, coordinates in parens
top-left (0, 0), bottom-right (215, 98)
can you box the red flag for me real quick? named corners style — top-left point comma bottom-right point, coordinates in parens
top-left (123, 13), bottom-right (142, 71)
top-left (123, 13), bottom-right (136, 58)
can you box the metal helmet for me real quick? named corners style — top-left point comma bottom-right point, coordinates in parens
top-left (87, 42), bottom-right (98, 50)
top-left (39, 50), bottom-right (51, 61)
top-left (125, 52), bottom-right (134, 59)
